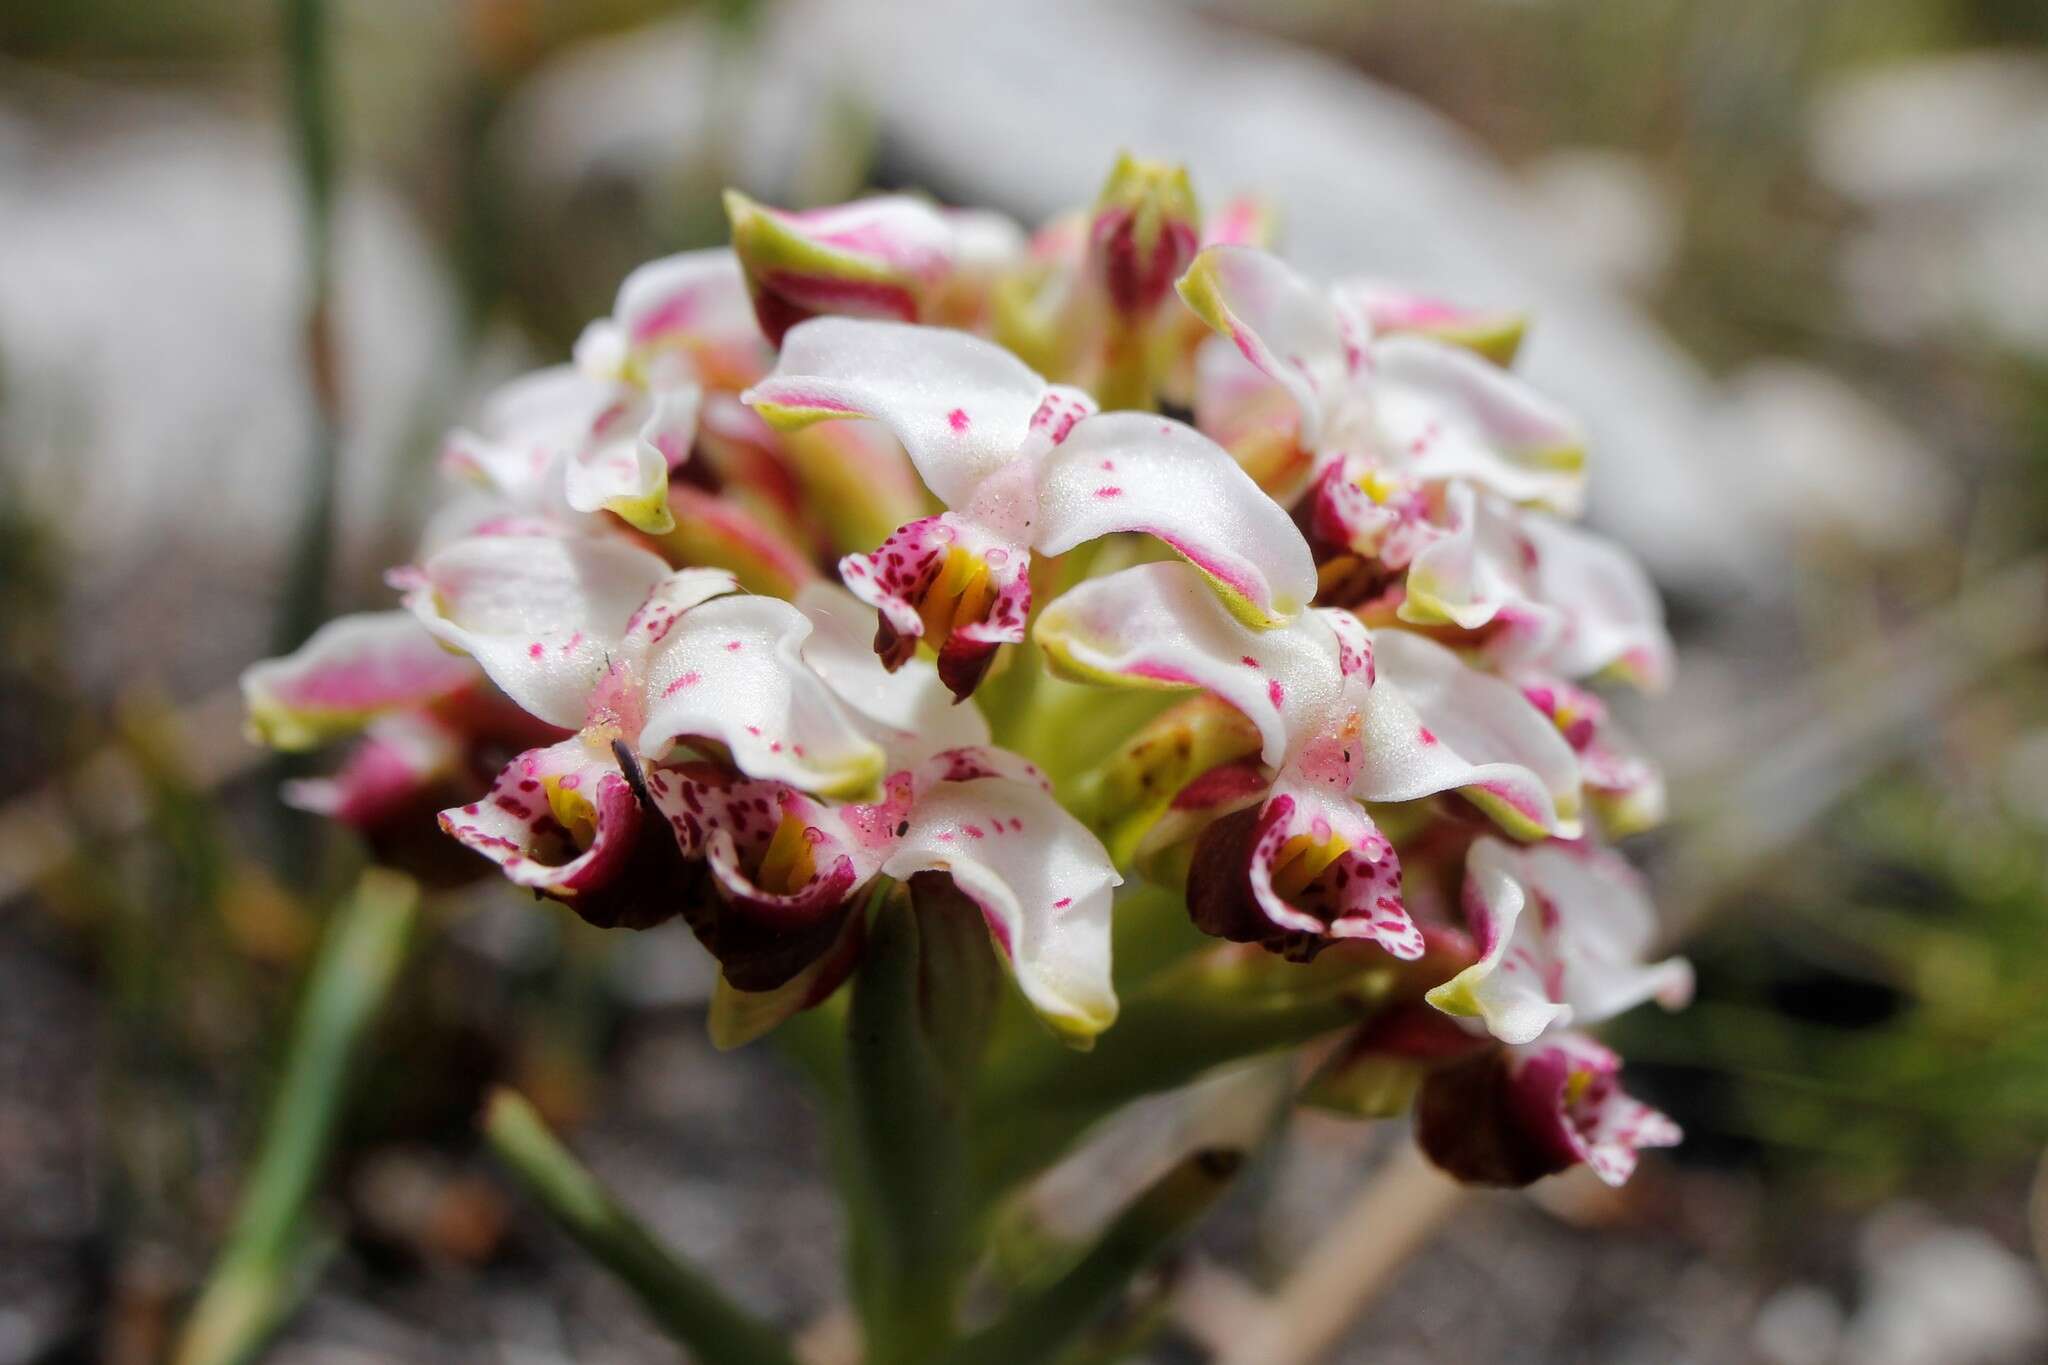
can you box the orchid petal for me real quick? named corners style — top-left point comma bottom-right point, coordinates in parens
top-left (743, 317), bottom-right (1050, 508)
top-left (1354, 630), bottom-right (1583, 839)
top-left (1522, 516), bottom-right (1674, 689)
top-left (1034, 412), bottom-right (1318, 625)
top-left (1428, 838), bottom-right (1691, 1043)
top-left (1509, 1034), bottom-right (1682, 1187)
top-left (1415, 1032), bottom-right (1678, 1187)
top-left (397, 533), bottom-right (671, 731)
top-left (724, 191), bottom-right (953, 343)
top-left (1423, 840), bottom-right (1573, 1045)
top-left (1334, 278), bottom-right (1526, 365)
top-left (1177, 245), bottom-right (1347, 447)
top-left (795, 583), bottom-right (990, 759)
top-left (637, 594), bottom-right (885, 797)
top-left (282, 710), bottom-right (464, 828)
top-left (882, 776), bottom-right (1120, 1043)
top-left (242, 611), bottom-right (480, 751)
top-left (596, 247), bottom-right (771, 391)
top-left (1187, 782), bottom-right (1415, 960)
top-left (441, 366), bottom-right (613, 504)
top-left (1373, 334), bottom-right (1586, 513)
top-left (1034, 560), bottom-right (1342, 768)
top-left (439, 738), bottom-right (676, 928)
top-left (838, 513), bottom-right (1033, 701)
top-left (557, 384), bottom-right (697, 535)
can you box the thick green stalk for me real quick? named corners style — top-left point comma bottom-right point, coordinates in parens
top-left (933, 1148), bottom-right (1244, 1365)
top-left (175, 869), bottom-right (419, 1365)
top-left (483, 1090), bottom-right (801, 1365)
top-left (844, 889), bottom-right (974, 1362)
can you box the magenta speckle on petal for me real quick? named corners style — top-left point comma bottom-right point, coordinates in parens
top-left (1268, 679), bottom-right (1286, 709)
top-left (948, 407), bottom-right (970, 432)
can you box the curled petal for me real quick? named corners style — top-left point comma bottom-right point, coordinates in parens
top-left (1034, 413), bottom-right (1318, 625)
top-left (838, 514), bottom-right (1032, 701)
top-left (795, 582), bottom-right (990, 759)
top-left (591, 247), bottom-right (771, 390)
top-left (397, 533), bottom-right (672, 731)
top-left (1192, 337), bottom-right (1316, 501)
top-left (725, 191), bottom-right (954, 343)
top-left (439, 739), bottom-right (683, 929)
top-left (1177, 245), bottom-right (1348, 447)
top-left (242, 611), bottom-right (480, 751)
top-left (1416, 1034), bottom-right (1678, 1187)
top-left (1034, 560), bottom-right (1343, 769)
top-left (682, 778), bottom-right (866, 991)
top-left (1428, 838), bottom-right (1691, 1044)
top-left (1521, 516), bottom-right (1673, 689)
top-left (1521, 678), bottom-right (1667, 835)
top-left (744, 317), bottom-right (1051, 508)
top-left (441, 366), bottom-right (611, 503)
top-left (558, 384), bottom-right (697, 535)
top-left (882, 777), bottom-right (1121, 1043)
top-left (1187, 784), bottom-right (1415, 961)
top-left (637, 594), bottom-right (885, 797)
top-left (284, 710), bottom-right (464, 830)
top-left (1373, 334), bottom-right (1586, 513)
top-left (1334, 278), bottom-right (1526, 365)
top-left (1354, 629), bottom-right (1583, 840)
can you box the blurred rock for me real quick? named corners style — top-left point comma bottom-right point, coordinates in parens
top-left (1753, 1283), bottom-right (1844, 1365)
top-left (1708, 360), bottom-right (1958, 554)
top-left (1811, 53), bottom-right (2048, 359)
top-left (1521, 148), bottom-right (1678, 296)
top-left (1845, 1204), bottom-right (2047, 1365)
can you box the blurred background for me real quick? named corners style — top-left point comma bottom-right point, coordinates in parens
top-left (3, 0), bottom-right (2047, 1360)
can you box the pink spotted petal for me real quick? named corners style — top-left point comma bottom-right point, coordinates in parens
top-left (396, 533), bottom-right (672, 733)
top-left (636, 593), bottom-right (884, 798)
top-left (1032, 412), bottom-right (1317, 626)
top-left (881, 774), bottom-right (1120, 1042)
top-left (1353, 629), bottom-right (1583, 841)
top-left (744, 317), bottom-right (1051, 509)
top-left (438, 738), bottom-right (677, 928)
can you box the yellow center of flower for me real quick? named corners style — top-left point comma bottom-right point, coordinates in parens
top-left (1269, 830), bottom-right (1352, 901)
top-left (752, 810), bottom-right (820, 895)
top-left (1355, 467), bottom-right (1404, 504)
top-left (543, 776), bottom-right (599, 849)
top-left (917, 545), bottom-right (999, 649)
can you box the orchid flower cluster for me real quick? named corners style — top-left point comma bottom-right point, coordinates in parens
top-left (244, 154), bottom-right (1691, 1204)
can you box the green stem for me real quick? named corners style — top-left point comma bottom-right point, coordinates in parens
top-left (933, 1148), bottom-right (1244, 1365)
top-left (174, 869), bottom-right (419, 1365)
top-left (273, 0), bottom-right (341, 656)
top-left (483, 1090), bottom-right (801, 1365)
top-left (845, 887), bottom-right (973, 1362)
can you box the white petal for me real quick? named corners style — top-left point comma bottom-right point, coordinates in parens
top-left (1178, 245), bottom-right (1349, 447)
top-left (1522, 516), bottom-right (1674, 689)
top-left (1034, 561), bottom-right (1344, 768)
top-left (743, 317), bottom-right (1046, 508)
top-left (637, 594), bottom-right (885, 797)
top-left (1033, 412), bottom-right (1318, 625)
top-left (1354, 629), bottom-right (1582, 839)
top-left (399, 533), bottom-right (671, 731)
top-left (881, 777), bottom-right (1120, 1042)
top-left (1372, 335), bottom-right (1587, 513)
top-left (242, 611), bottom-right (482, 752)
top-left (793, 582), bottom-right (990, 759)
